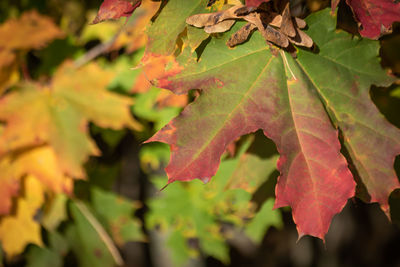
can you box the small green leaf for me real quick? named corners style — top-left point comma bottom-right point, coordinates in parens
top-left (66, 201), bottom-right (123, 267)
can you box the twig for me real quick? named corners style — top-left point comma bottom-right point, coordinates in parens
top-left (74, 29), bottom-right (122, 68)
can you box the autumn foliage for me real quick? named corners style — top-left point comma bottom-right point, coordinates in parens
top-left (0, 0), bottom-right (400, 266)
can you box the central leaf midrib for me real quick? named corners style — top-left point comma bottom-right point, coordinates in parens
top-left (282, 52), bottom-right (324, 229)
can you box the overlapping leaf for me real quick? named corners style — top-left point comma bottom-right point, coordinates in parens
top-left (332, 0), bottom-right (400, 39)
top-left (147, 9), bottom-right (400, 239)
top-left (92, 0), bottom-right (142, 24)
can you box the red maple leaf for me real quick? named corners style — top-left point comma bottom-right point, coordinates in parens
top-left (332, 0), bottom-right (400, 39)
top-left (92, 0), bottom-right (142, 24)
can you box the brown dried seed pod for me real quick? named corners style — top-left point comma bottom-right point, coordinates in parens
top-left (227, 22), bottom-right (257, 47)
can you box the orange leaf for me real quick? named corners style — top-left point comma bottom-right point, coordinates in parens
top-left (132, 54), bottom-right (183, 94)
top-left (0, 10), bottom-right (64, 51)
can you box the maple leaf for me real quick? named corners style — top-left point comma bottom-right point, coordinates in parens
top-left (0, 62), bottom-right (140, 179)
top-left (0, 176), bottom-right (44, 259)
top-left (147, 9), bottom-right (400, 239)
top-left (0, 10), bottom-right (64, 51)
top-left (332, 0), bottom-right (400, 39)
top-left (92, 0), bottom-right (142, 24)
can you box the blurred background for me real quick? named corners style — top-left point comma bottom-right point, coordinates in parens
top-left (0, 0), bottom-right (400, 266)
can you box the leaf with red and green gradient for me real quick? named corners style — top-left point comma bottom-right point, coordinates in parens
top-left (147, 9), bottom-right (400, 239)
top-left (297, 9), bottom-right (400, 215)
top-left (92, 0), bottom-right (142, 24)
top-left (342, 0), bottom-right (400, 39)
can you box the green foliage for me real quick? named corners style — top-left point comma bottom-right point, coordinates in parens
top-left (66, 201), bottom-right (121, 267)
top-left (146, 137), bottom-right (281, 265)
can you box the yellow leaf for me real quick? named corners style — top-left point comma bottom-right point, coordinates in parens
top-left (16, 146), bottom-right (74, 194)
top-left (0, 62), bottom-right (141, 178)
top-left (0, 146), bottom-right (73, 215)
top-left (0, 175), bottom-right (44, 259)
